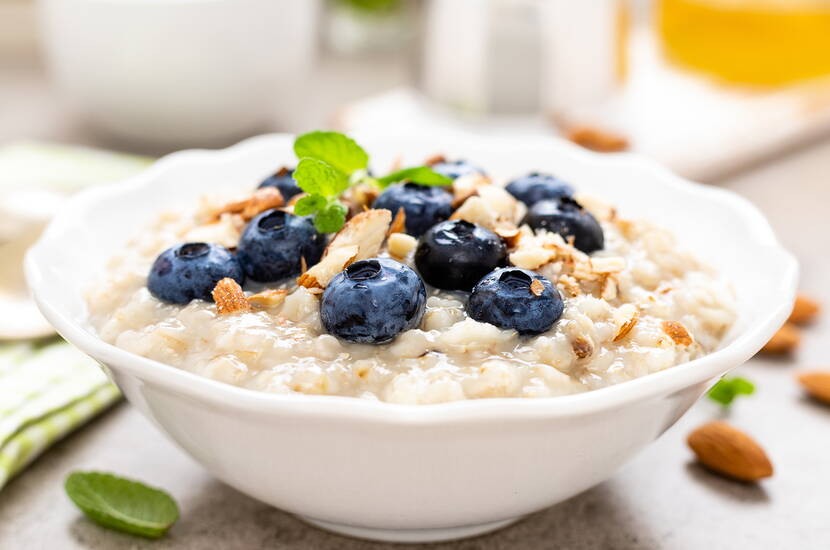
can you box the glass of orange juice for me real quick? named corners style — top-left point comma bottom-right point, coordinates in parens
top-left (656, 0), bottom-right (830, 86)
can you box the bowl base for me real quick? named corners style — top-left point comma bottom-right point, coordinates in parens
top-left (298, 515), bottom-right (522, 543)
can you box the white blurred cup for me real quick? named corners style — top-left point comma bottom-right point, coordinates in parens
top-left (36, 0), bottom-right (320, 148)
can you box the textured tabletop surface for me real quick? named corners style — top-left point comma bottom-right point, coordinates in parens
top-left (2, 61), bottom-right (829, 550)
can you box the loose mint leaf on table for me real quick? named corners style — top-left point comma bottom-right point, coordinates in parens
top-left (294, 131), bottom-right (369, 176)
top-left (707, 376), bottom-right (755, 407)
top-left (65, 471), bottom-right (179, 539)
top-left (377, 166), bottom-right (453, 188)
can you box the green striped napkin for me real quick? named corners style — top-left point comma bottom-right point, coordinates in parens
top-left (0, 340), bottom-right (120, 489)
top-left (0, 141), bottom-right (152, 489)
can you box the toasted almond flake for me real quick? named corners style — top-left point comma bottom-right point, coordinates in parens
top-left (613, 310), bottom-right (640, 342)
top-left (789, 294), bottom-right (820, 325)
top-left (600, 275), bottom-right (618, 301)
top-left (213, 187), bottom-right (284, 222)
top-left (388, 232), bottom-right (418, 259)
top-left (300, 256), bottom-right (308, 274)
top-left (662, 321), bottom-right (693, 346)
top-left (761, 323), bottom-right (801, 354)
top-left (558, 274), bottom-right (582, 297)
top-left (388, 207), bottom-right (406, 235)
top-left (572, 337), bottom-right (593, 359)
top-left (247, 289), bottom-right (288, 308)
top-left (565, 125), bottom-right (629, 153)
top-left (297, 244), bottom-right (359, 289)
top-left (450, 195), bottom-right (498, 229)
top-left (529, 279), bottom-right (545, 297)
top-left (590, 257), bottom-right (626, 274)
top-left (424, 153), bottom-right (446, 166)
top-left (476, 184), bottom-right (522, 224)
top-left (687, 421), bottom-right (773, 482)
top-left (494, 221), bottom-right (522, 248)
top-left (796, 371), bottom-right (830, 404)
top-left (212, 278), bottom-right (251, 315)
top-left (329, 209), bottom-right (392, 261)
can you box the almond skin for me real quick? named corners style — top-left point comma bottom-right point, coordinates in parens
top-left (761, 322), bottom-right (801, 354)
top-left (789, 294), bottom-right (821, 325)
top-left (797, 371), bottom-right (830, 404)
top-left (687, 421), bottom-right (773, 482)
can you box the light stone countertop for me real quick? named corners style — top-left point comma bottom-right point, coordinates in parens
top-left (1, 59), bottom-right (829, 550)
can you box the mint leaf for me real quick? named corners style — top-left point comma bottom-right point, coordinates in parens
top-left (707, 376), bottom-right (755, 407)
top-left (294, 158), bottom-right (349, 196)
top-left (65, 471), bottom-right (179, 539)
top-left (314, 201), bottom-right (348, 233)
top-left (377, 166), bottom-right (453, 187)
top-left (294, 194), bottom-right (326, 216)
top-left (294, 131), bottom-right (368, 176)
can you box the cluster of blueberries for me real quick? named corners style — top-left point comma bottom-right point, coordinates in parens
top-left (147, 160), bottom-right (605, 344)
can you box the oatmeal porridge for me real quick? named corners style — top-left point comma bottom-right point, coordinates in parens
top-left (86, 140), bottom-right (736, 405)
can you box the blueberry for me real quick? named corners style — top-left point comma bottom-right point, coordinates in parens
top-left (415, 220), bottom-right (507, 291)
top-left (524, 197), bottom-right (604, 253)
top-left (430, 159), bottom-right (485, 181)
top-left (321, 258), bottom-right (426, 344)
top-left (468, 268), bottom-right (563, 335)
top-left (147, 242), bottom-right (244, 304)
top-left (237, 209), bottom-right (325, 282)
top-left (258, 167), bottom-right (302, 200)
top-left (505, 172), bottom-right (574, 206)
top-left (372, 182), bottom-right (453, 237)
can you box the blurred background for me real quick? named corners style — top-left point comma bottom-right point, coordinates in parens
top-left (4, 0), bottom-right (830, 181)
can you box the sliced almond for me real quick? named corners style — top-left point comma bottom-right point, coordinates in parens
top-left (247, 289), bottom-right (288, 309)
top-left (761, 323), bottom-right (801, 354)
top-left (212, 278), bottom-right (251, 315)
top-left (687, 421), bottom-right (773, 482)
top-left (789, 294), bottom-right (820, 325)
top-left (662, 321), bottom-right (693, 346)
top-left (424, 153), bottom-right (446, 166)
top-left (388, 207), bottom-right (406, 236)
top-left (299, 209), bottom-right (392, 289)
top-left (214, 187), bottom-right (284, 222)
top-left (529, 279), bottom-right (545, 297)
top-left (796, 371), bottom-right (830, 404)
top-left (297, 245), bottom-right (359, 290)
top-left (450, 195), bottom-right (498, 229)
top-left (388, 232), bottom-right (418, 260)
top-left (613, 310), bottom-right (640, 342)
top-left (494, 221), bottom-right (522, 248)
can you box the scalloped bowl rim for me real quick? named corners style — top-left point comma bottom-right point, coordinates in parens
top-left (25, 133), bottom-right (798, 425)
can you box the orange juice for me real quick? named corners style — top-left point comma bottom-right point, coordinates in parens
top-left (657, 0), bottom-right (830, 86)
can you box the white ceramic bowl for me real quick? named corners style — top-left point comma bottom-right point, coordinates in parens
top-left (26, 134), bottom-right (797, 543)
top-left (36, 0), bottom-right (319, 147)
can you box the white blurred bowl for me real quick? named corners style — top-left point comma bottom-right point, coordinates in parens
top-left (26, 134), bottom-right (797, 543)
top-left (36, 0), bottom-right (319, 147)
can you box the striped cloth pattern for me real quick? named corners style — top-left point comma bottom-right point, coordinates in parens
top-left (0, 141), bottom-right (150, 490)
top-left (0, 340), bottom-right (121, 489)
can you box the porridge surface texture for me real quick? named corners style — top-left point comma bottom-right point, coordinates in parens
top-left (87, 187), bottom-right (735, 404)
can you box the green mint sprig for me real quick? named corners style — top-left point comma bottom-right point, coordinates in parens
top-left (65, 471), bottom-right (180, 539)
top-left (707, 376), bottom-right (755, 407)
top-left (291, 131), bottom-right (451, 233)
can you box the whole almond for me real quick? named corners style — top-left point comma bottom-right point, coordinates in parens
top-left (788, 294), bottom-right (821, 325)
top-left (687, 421), bottom-right (773, 482)
top-left (761, 322), bottom-right (801, 354)
top-left (796, 371), bottom-right (830, 404)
